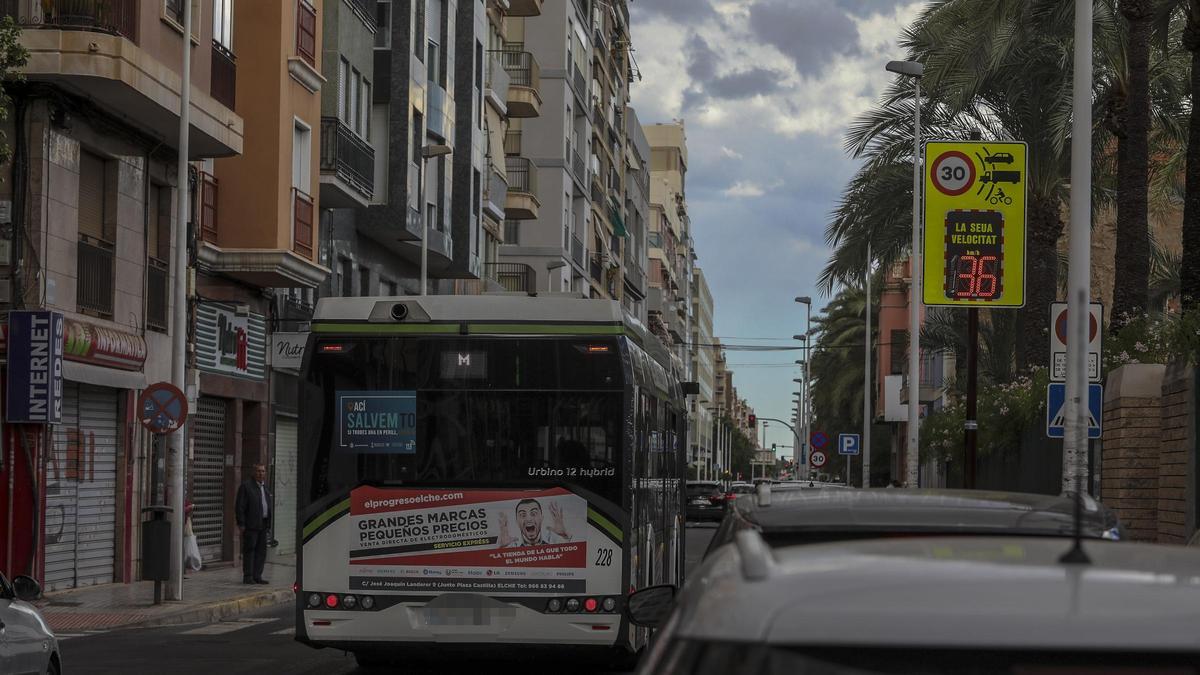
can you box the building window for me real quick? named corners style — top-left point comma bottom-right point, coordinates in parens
top-left (349, 67), bottom-right (360, 134)
top-left (427, 42), bottom-right (439, 83)
top-left (293, 122), bottom-right (312, 195)
top-left (359, 266), bottom-right (372, 296)
top-left (164, 0), bottom-right (184, 24)
top-left (338, 57), bottom-right (350, 121)
top-left (340, 258), bottom-right (354, 296)
top-left (414, 0), bottom-right (425, 59)
top-left (375, 0), bottom-right (391, 49)
top-left (146, 183), bottom-right (170, 333)
top-left (296, 0), bottom-right (317, 67)
top-left (504, 221), bottom-right (519, 245)
top-left (890, 329), bottom-right (905, 375)
top-left (213, 0), bottom-right (234, 51)
top-left (78, 151), bottom-right (111, 242)
top-left (361, 80), bottom-right (371, 140)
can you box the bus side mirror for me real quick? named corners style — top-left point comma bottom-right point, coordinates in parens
top-left (625, 584), bottom-right (676, 628)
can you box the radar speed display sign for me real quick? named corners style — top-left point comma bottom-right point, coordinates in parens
top-left (923, 141), bottom-right (1027, 307)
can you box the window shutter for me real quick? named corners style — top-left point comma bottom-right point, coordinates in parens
top-left (79, 152), bottom-right (106, 241)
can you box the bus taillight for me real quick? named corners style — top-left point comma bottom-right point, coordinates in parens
top-left (325, 594), bottom-right (339, 608)
top-left (584, 598), bottom-right (599, 613)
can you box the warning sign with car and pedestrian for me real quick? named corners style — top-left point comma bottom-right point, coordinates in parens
top-left (923, 141), bottom-right (1028, 308)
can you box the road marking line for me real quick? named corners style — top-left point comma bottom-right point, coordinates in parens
top-left (271, 627), bottom-right (295, 636)
top-left (181, 618), bottom-right (277, 635)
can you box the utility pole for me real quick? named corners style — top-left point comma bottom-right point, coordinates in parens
top-left (167, 0), bottom-right (192, 602)
top-left (906, 72), bottom-right (922, 488)
top-left (863, 243), bottom-right (872, 488)
top-left (1063, 0), bottom-right (1093, 494)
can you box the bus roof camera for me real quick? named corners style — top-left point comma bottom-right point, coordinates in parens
top-left (390, 303), bottom-right (410, 321)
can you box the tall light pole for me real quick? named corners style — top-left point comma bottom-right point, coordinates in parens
top-left (1063, 0), bottom-right (1093, 494)
top-left (419, 144), bottom-right (453, 296)
top-left (885, 59), bottom-right (924, 487)
top-left (167, 0), bottom-right (193, 602)
top-left (793, 296), bottom-right (812, 476)
top-left (863, 243), bottom-right (872, 487)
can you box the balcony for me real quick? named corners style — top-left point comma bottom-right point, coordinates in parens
top-left (293, 188), bottom-right (314, 259)
top-left (484, 52), bottom-right (511, 115)
top-left (590, 254), bottom-right (604, 284)
top-left (504, 130), bottom-right (522, 156)
top-left (488, 262), bottom-right (537, 293)
top-left (572, 63), bottom-right (587, 104)
top-left (492, 50), bottom-right (541, 118)
top-left (623, 254), bottom-right (647, 299)
top-left (507, 0), bottom-right (543, 16)
top-left (504, 157), bottom-right (539, 220)
top-left (484, 167), bottom-right (508, 222)
top-left (571, 148), bottom-right (586, 186)
top-left (77, 234), bottom-right (114, 319)
top-left (146, 257), bottom-right (168, 332)
top-left (571, 235), bottom-right (584, 268)
top-left (319, 117), bottom-right (376, 207)
top-left (210, 44), bottom-right (236, 111)
top-left (1, 0), bottom-right (137, 41)
top-left (2, 0), bottom-right (244, 156)
top-left (426, 84), bottom-right (451, 142)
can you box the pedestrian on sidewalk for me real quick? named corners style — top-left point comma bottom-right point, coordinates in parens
top-left (235, 463), bottom-right (272, 585)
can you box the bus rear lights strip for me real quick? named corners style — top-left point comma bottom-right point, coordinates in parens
top-left (545, 596), bottom-right (622, 614)
top-left (305, 591), bottom-right (379, 611)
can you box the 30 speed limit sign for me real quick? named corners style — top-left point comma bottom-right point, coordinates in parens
top-left (930, 150), bottom-right (975, 196)
top-left (810, 451), bottom-right (827, 469)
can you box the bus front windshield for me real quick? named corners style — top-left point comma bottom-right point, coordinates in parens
top-left (300, 337), bottom-right (627, 506)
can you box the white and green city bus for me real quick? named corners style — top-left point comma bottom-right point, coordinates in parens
top-left (294, 294), bottom-right (687, 668)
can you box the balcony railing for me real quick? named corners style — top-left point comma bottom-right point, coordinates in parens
top-left (344, 0), bottom-right (371, 20)
top-left (571, 149), bottom-right (585, 184)
top-left (293, 188), bottom-right (314, 259)
top-left (571, 235), bottom-right (584, 267)
top-left (504, 130), bottom-right (522, 156)
top-left (492, 49), bottom-right (541, 89)
top-left (624, 255), bottom-right (646, 292)
top-left (200, 171), bottom-right (218, 244)
top-left (486, 263), bottom-right (536, 293)
top-left (505, 157), bottom-right (536, 195)
top-left (572, 63), bottom-right (586, 100)
top-left (146, 257), bottom-right (169, 332)
top-left (590, 254), bottom-right (603, 283)
top-left (485, 167), bottom-right (507, 215)
top-left (0, 0), bottom-right (138, 41)
top-left (210, 44), bottom-right (236, 110)
top-left (320, 117), bottom-right (376, 199)
top-left (77, 234), bottom-right (114, 319)
top-left (296, 0), bottom-right (317, 67)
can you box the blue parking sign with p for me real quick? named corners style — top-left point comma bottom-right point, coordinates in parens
top-left (838, 433), bottom-right (861, 456)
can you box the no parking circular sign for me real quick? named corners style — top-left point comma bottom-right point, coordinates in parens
top-left (138, 382), bottom-right (189, 435)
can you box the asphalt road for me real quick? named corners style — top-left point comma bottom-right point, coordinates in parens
top-left (58, 524), bottom-right (719, 675)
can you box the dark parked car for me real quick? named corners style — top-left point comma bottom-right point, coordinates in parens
top-left (704, 488), bottom-right (1121, 558)
top-left (685, 481), bottom-right (726, 522)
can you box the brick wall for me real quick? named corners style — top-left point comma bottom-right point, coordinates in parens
top-left (1101, 364), bottom-right (1165, 541)
top-left (1158, 364), bottom-right (1195, 543)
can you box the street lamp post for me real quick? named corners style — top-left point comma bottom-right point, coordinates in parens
top-left (419, 144), bottom-right (453, 296)
top-left (885, 59), bottom-right (924, 487)
top-left (794, 297), bottom-right (812, 475)
top-left (864, 242), bottom-right (872, 487)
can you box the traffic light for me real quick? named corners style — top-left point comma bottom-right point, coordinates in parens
top-left (748, 414), bottom-right (757, 426)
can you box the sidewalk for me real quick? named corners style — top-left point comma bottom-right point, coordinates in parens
top-left (36, 555), bottom-right (296, 633)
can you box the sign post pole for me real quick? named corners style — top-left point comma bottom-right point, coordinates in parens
top-left (964, 307), bottom-right (979, 488)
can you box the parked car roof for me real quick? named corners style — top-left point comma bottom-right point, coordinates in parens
top-left (674, 534), bottom-right (1200, 651)
top-left (729, 488), bottom-right (1119, 539)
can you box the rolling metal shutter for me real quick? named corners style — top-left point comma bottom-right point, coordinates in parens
top-left (272, 417), bottom-right (298, 556)
top-left (44, 384), bottom-right (119, 591)
top-left (192, 397), bottom-right (228, 562)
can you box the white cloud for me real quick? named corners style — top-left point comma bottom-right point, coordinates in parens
top-left (724, 181), bottom-right (767, 198)
top-left (720, 146), bottom-right (744, 160)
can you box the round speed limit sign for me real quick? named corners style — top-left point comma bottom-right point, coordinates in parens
top-left (810, 451), bottom-right (827, 468)
top-left (931, 150), bottom-right (975, 196)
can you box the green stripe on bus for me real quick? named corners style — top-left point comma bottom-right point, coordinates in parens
top-left (302, 498), bottom-right (350, 539)
top-left (588, 507), bottom-right (623, 543)
top-left (312, 323), bottom-right (456, 334)
top-left (468, 324), bottom-right (624, 335)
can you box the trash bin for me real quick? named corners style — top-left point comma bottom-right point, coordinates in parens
top-left (141, 505), bottom-right (173, 582)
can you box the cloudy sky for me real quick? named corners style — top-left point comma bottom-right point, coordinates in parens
top-left (628, 0), bottom-right (926, 453)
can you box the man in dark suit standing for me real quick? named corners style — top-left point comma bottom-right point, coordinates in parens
top-left (235, 463), bottom-right (271, 584)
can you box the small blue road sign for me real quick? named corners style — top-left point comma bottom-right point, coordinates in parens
top-left (810, 431), bottom-right (829, 450)
top-left (1046, 383), bottom-right (1102, 439)
top-left (838, 433), bottom-right (861, 456)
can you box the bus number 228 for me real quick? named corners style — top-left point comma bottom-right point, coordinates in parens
top-left (595, 548), bottom-right (614, 567)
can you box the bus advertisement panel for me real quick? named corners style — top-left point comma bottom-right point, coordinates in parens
top-left (349, 486), bottom-right (596, 594)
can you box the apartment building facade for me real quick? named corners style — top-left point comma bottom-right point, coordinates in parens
top-left (0, 0), bottom-right (244, 587)
top-left (691, 268), bottom-right (714, 475)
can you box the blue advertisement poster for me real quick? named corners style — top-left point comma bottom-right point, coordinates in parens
top-left (6, 311), bottom-right (65, 424)
top-left (337, 390), bottom-right (417, 454)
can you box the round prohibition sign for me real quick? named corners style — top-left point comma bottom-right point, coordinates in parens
top-left (931, 150), bottom-right (976, 196)
top-left (810, 451), bottom-right (827, 469)
top-left (138, 382), bottom-right (189, 435)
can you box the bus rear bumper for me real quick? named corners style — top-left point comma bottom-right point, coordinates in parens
top-left (299, 602), bottom-right (627, 649)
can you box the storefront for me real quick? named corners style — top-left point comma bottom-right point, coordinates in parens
top-left (0, 313), bottom-right (147, 591)
top-left (193, 300), bottom-right (268, 563)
